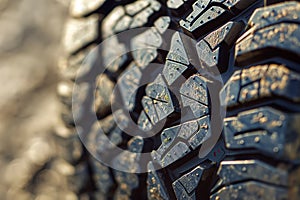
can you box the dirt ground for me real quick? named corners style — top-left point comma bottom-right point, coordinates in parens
top-left (0, 0), bottom-right (74, 199)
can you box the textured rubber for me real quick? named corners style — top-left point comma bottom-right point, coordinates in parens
top-left (58, 0), bottom-right (300, 199)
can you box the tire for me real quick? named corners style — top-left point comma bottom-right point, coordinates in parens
top-left (57, 0), bottom-right (300, 199)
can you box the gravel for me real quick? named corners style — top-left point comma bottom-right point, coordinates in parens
top-left (0, 0), bottom-right (75, 198)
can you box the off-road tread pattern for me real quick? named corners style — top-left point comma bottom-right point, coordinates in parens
top-left (196, 21), bottom-right (244, 72)
top-left (180, 74), bottom-right (209, 118)
top-left (224, 107), bottom-right (300, 160)
top-left (130, 16), bottom-right (171, 68)
top-left (101, 0), bottom-right (161, 38)
top-left (82, 1), bottom-right (173, 199)
top-left (236, 1), bottom-right (300, 66)
top-left (59, 0), bottom-right (170, 199)
top-left (58, 0), bottom-right (300, 200)
top-left (215, 2), bottom-right (300, 200)
top-left (145, 31), bottom-right (223, 199)
top-left (178, 0), bottom-right (256, 36)
top-left (221, 64), bottom-right (300, 108)
top-left (163, 32), bottom-right (189, 86)
top-left (138, 74), bottom-right (176, 131)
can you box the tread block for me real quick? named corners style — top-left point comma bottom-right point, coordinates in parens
top-left (188, 116), bottom-right (211, 150)
top-left (151, 116), bottom-right (211, 167)
top-left (109, 126), bottom-right (123, 146)
top-left (154, 16), bottom-right (171, 34)
top-left (98, 115), bottom-right (115, 134)
top-left (68, 163), bottom-right (91, 192)
top-left (167, 0), bottom-right (187, 9)
top-left (224, 107), bottom-right (286, 155)
top-left (63, 15), bottom-right (98, 54)
top-left (182, 0), bottom-right (214, 22)
top-left (150, 74), bottom-right (169, 89)
top-left (173, 181), bottom-right (196, 200)
top-left (131, 16), bottom-right (170, 67)
top-left (72, 82), bottom-right (90, 122)
top-left (57, 81), bottom-right (73, 106)
top-left (178, 120), bottom-right (199, 140)
top-left (88, 126), bottom-right (116, 154)
top-left (118, 65), bottom-right (142, 111)
top-left (59, 46), bottom-right (96, 80)
top-left (142, 96), bottom-right (159, 124)
top-left (129, 3), bottom-right (161, 29)
top-left (236, 2), bottom-right (300, 65)
top-left (180, 74), bottom-right (209, 118)
top-left (113, 171), bottom-right (139, 195)
top-left (163, 60), bottom-right (189, 86)
top-left (131, 16), bottom-right (171, 67)
top-left (114, 15), bottom-right (132, 33)
top-left (171, 156), bottom-right (221, 200)
top-left (157, 141), bottom-right (190, 168)
top-left (128, 136), bottom-right (144, 153)
top-left (211, 181), bottom-right (287, 200)
top-left (102, 6), bottom-right (125, 37)
top-left (88, 112), bottom-right (128, 154)
top-left (220, 64), bottom-right (300, 108)
top-left (131, 27), bottom-right (162, 68)
top-left (147, 162), bottom-right (170, 200)
top-left (180, 5), bottom-right (226, 33)
top-left (125, 0), bottom-right (150, 15)
top-left (91, 160), bottom-right (115, 194)
top-left (166, 32), bottom-right (189, 65)
top-left (102, 0), bottom-right (161, 38)
top-left (247, 1), bottom-right (300, 33)
top-left (180, 74), bottom-right (208, 105)
top-left (196, 21), bottom-right (243, 72)
top-left (224, 107), bottom-right (300, 160)
top-left (222, 0), bottom-right (256, 10)
top-left (163, 32), bottom-right (189, 85)
top-left (113, 109), bottom-right (130, 131)
top-left (203, 22), bottom-right (241, 50)
top-left (213, 160), bottom-right (288, 192)
top-left (172, 166), bottom-right (203, 199)
top-left (178, 0), bottom-right (255, 35)
top-left (181, 96), bottom-right (209, 118)
top-left (70, 0), bottom-right (105, 17)
top-left (112, 137), bottom-right (144, 197)
top-left (102, 36), bottom-right (127, 73)
top-left (61, 135), bottom-right (83, 164)
top-left (236, 23), bottom-right (300, 66)
top-left (152, 97), bottom-right (175, 122)
top-left (95, 74), bottom-right (115, 118)
top-left (143, 74), bottom-right (175, 122)
top-left (138, 110), bottom-right (153, 131)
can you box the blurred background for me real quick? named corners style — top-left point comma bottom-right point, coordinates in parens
top-left (0, 0), bottom-right (77, 199)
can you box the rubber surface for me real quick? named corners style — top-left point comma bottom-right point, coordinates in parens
top-left (58, 0), bottom-right (300, 199)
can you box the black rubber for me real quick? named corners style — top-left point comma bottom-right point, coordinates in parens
top-left (58, 0), bottom-right (300, 199)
